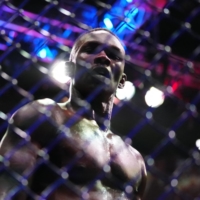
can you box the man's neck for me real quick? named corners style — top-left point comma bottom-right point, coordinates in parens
top-left (68, 86), bottom-right (114, 131)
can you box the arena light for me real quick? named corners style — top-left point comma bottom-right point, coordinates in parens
top-left (103, 18), bottom-right (113, 30)
top-left (195, 139), bottom-right (200, 150)
top-left (62, 29), bottom-right (71, 38)
top-left (145, 86), bottom-right (165, 108)
top-left (116, 81), bottom-right (135, 101)
top-left (50, 61), bottom-right (71, 84)
top-left (125, 7), bottom-right (145, 29)
top-left (37, 48), bottom-right (47, 58)
top-left (36, 45), bottom-right (58, 61)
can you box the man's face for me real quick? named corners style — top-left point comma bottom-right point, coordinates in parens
top-left (72, 30), bottom-right (126, 99)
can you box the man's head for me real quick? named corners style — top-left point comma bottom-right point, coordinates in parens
top-left (68, 28), bottom-right (127, 100)
top-left (69, 28), bottom-right (125, 61)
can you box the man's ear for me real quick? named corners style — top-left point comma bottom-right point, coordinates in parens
top-left (65, 61), bottom-right (76, 77)
top-left (118, 73), bottom-right (127, 89)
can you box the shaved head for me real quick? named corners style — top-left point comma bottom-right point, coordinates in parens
top-left (69, 28), bottom-right (125, 62)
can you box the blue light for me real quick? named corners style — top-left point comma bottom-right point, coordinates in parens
top-left (51, 49), bottom-right (58, 58)
top-left (129, 7), bottom-right (139, 17)
top-left (99, 0), bottom-right (149, 42)
top-left (37, 48), bottom-right (47, 58)
top-left (136, 9), bottom-right (146, 25)
top-left (82, 7), bottom-right (97, 27)
top-left (82, 8), bottom-right (96, 19)
top-left (123, 7), bottom-right (146, 29)
top-left (9, 31), bottom-right (15, 38)
top-left (104, 18), bottom-right (113, 30)
top-left (43, 24), bottom-right (50, 31)
top-left (63, 29), bottom-right (71, 38)
top-left (37, 46), bottom-right (57, 60)
top-left (118, 0), bottom-right (127, 7)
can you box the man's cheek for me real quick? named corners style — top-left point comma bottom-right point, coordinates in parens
top-left (113, 67), bottom-right (122, 81)
top-left (77, 53), bottom-right (90, 61)
top-left (76, 57), bottom-right (92, 69)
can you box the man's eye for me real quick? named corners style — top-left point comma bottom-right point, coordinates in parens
top-left (82, 44), bottom-right (99, 54)
top-left (112, 55), bottom-right (121, 61)
top-left (106, 50), bottom-right (122, 61)
top-left (82, 46), bottom-right (94, 53)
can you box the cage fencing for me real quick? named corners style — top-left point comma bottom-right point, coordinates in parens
top-left (0, 0), bottom-right (200, 199)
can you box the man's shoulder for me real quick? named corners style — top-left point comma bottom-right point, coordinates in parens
top-left (107, 132), bottom-right (146, 172)
top-left (108, 132), bottom-right (143, 158)
top-left (11, 98), bottom-right (60, 126)
top-left (14, 98), bottom-right (56, 114)
top-left (107, 132), bottom-right (147, 186)
top-left (36, 98), bottom-right (57, 106)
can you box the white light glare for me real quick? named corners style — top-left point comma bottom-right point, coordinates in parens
top-left (196, 139), bottom-right (200, 150)
top-left (104, 18), bottom-right (113, 29)
top-left (145, 87), bottom-right (165, 108)
top-left (50, 61), bottom-right (71, 84)
top-left (37, 48), bottom-right (46, 58)
top-left (116, 81), bottom-right (135, 101)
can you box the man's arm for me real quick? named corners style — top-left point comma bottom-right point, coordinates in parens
top-left (135, 153), bottom-right (147, 200)
top-left (0, 100), bottom-right (59, 199)
top-left (126, 144), bottom-right (147, 200)
top-left (0, 128), bottom-right (39, 199)
top-left (108, 134), bottom-right (147, 199)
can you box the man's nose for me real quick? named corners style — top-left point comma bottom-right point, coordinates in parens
top-left (94, 51), bottom-right (110, 66)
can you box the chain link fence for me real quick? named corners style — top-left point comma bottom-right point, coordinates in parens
top-left (0, 0), bottom-right (200, 199)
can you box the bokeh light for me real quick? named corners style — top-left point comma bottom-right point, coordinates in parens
top-left (116, 81), bottom-right (135, 101)
top-left (50, 61), bottom-right (71, 84)
top-left (145, 86), bottom-right (165, 108)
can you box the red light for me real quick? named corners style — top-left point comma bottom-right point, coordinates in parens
top-left (172, 81), bottom-right (179, 92)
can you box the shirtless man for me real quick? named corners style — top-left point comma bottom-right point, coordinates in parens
top-left (0, 28), bottom-right (147, 200)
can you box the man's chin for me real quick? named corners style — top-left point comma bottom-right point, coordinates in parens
top-left (75, 78), bottom-right (116, 101)
top-left (90, 84), bottom-right (116, 100)
top-left (90, 74), bottom-right (111, 85)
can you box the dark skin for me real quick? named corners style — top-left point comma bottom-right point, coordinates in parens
top-left (0, 30), bottom-right (147, 200)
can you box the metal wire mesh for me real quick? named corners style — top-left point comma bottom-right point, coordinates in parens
top-left (0, 0), bottom-right (200, 199)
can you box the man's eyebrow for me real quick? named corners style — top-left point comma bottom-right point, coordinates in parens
top-left (81, 41), bottom-right (123, 54)
top-left (109, 45), bottom-right (123, 53)
top-left (80, 41), bottom-right (98, 47)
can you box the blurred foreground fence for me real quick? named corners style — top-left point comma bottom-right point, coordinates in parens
top-left (0, 0), bottom-right (200, 199)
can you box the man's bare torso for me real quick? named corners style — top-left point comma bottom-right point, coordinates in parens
top-left (0, 99), bottom-right (145, 200)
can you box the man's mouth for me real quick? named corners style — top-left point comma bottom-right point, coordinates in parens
top-left (91, 67), bottom-right (111, 79)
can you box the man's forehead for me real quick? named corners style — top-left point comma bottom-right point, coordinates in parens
top-left (79, 30), bottom-right (125, 54)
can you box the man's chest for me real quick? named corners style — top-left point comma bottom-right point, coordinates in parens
top-left (57, 116), bottom-right (110, 170)
top-left (49, 107), bottom-right (142, 186)
top-left (59, 119), bottom-right (141, 184)
top-left (29, 109), bottom-right (143, 198)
